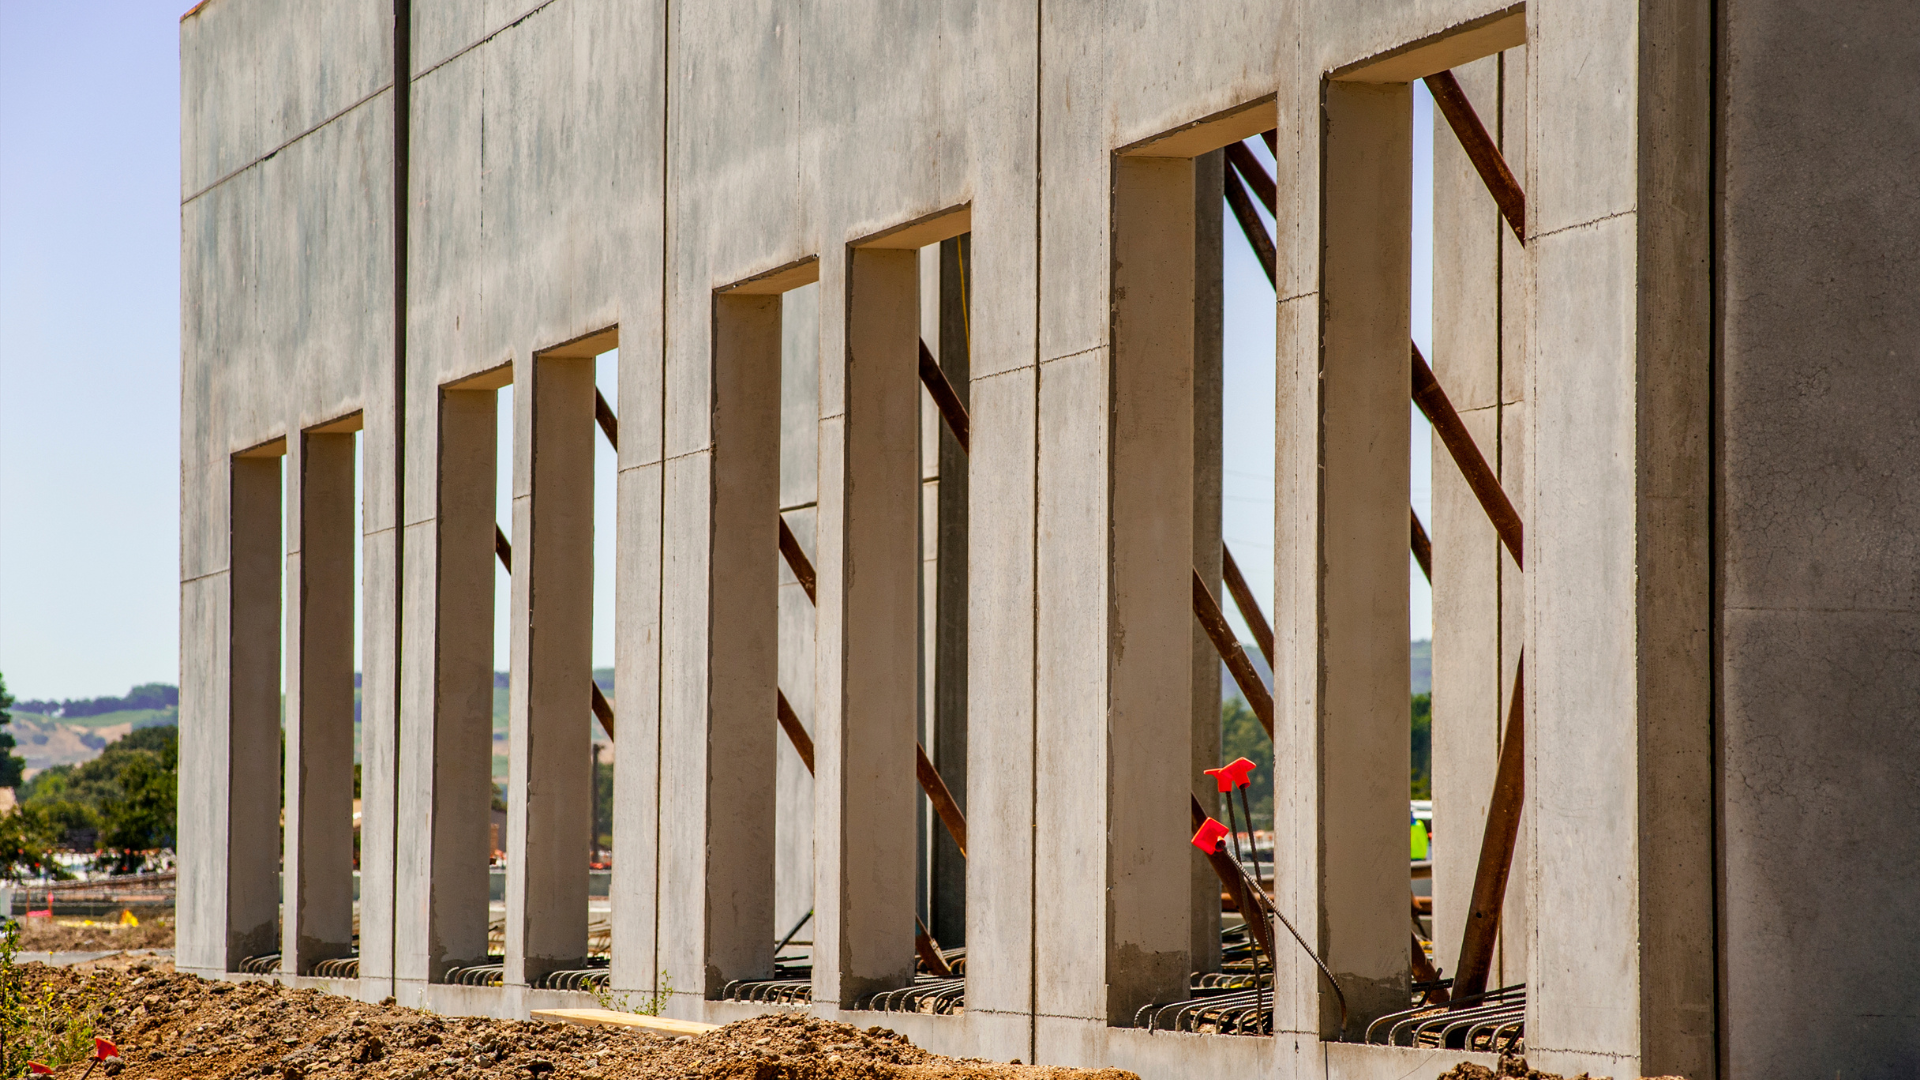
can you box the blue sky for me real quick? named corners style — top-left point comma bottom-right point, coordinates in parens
top-left (0, 2), bottom-right (1432, 700)
top-left (1, 2), bottom-right (183, 700)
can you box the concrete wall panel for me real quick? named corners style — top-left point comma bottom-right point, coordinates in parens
top-left (1718, 1), bottom-right (1920, 1073)
top-left (181, 0), bottom-right (390, 199)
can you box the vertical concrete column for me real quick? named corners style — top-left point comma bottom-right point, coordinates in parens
top-left (705, 294), bottom-right (782, 989)
top-left (929, 235), bottom-right (971, 948)
top-left (283, 430), bottom-right (360, 974)
top-left (1190, 149), bottom-right (1225, 974)
top-left (612, 372), bottom-right (665, 1002)
top-left (1103, 154), bottom-right (1196, 1024)
top-left (221, 453), bottom-right (286, 969)
top-left (967, 253), bottom-right (1039, 1062)
top-left (814, 247), bottom-right (921, 1006)
top-left (1526, 0), bottom-right (1713, 1075)
top-left (505, 354), bottom-right (596, 985)
top-left (1315, 80), bottom-right (1414, 1033)
top-left (422, 389), bottom-right (498, 980)
top-left (359, 397), bottom-right (402, 999)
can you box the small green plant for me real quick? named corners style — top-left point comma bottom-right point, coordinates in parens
top-left (591, 969), bottom-right (672, 1017)
top-left (0, 921), bottom-right (110, 1077)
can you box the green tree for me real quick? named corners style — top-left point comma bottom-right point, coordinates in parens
top-left (18, 725), bottom-right (177, 873)
top-left (0, 672), bottom-right (23, 789)
top-left (0, 803), bottom-right (66, 881)
top-left (1410, 692), bottom-right (1432, 799)
top-left (1220, 696), bottom-right (1274, 828)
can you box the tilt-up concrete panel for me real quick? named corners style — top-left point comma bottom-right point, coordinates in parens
top-left (1716, 1), bottom-right (1920, 1073)
top-left (1526, 1), bottom-right (1715, 1074)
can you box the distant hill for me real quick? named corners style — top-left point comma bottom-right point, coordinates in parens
top-left (7, 682), bottom-right (179, 778)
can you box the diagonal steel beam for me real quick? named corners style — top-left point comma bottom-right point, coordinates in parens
top-left (1223, 162), bottom-right (1278, 289)
top-left (1194, 569), bottom-right (1275, 738)
top-left (1411, 508), bottom-right (1434, 584)
top-left (1422, 70), bottom-right (1526, 243)
top-left (1450, 652), bottom-right (1525, 1000)
top-left (1411, 342), bottom-right (1523, 568)
top-left (1221, 543), bottom-right (1274, 669)
top-left (594, 388), bottom-right (619, 449)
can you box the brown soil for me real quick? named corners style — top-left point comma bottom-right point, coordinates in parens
top-left (15, 958), bottom-right (1137, 1080)
top-left (15, 915), bottom-right (176, 952)
top-left (1437, 1054), bottom-right (1688, 1080)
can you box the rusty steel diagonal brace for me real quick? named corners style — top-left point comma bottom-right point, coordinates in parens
top-left (774, 503), bottom-right (969, 859)
top-left (1220, 544), bottom-right (1275, 669)
top-left (1410, 342), bottom-right (1524, 568)
top-left (1422, 70), bottom-right (1526, 244)
top-left (1450, 653), bottom-right (1525, 1001)
top-left (1194, 570), bottom-right (1276, 739)
top-left (1223, 162), bottom-right (1278, 289)
top-left (492, 526), bottom-right (617, 738)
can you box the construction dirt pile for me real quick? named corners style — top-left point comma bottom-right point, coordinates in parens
top-left (1437, 1054), bottom-right (1687, 1080)
top-left (15, 914), bottom-right (175, 952)
top-left (12, 957), bottom-right (1138, 1080)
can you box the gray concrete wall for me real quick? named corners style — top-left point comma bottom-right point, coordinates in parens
top-left (1716, 2), bottom-right (1920, 1076)
top-left (179, 0), bottom-right (1919, 1075)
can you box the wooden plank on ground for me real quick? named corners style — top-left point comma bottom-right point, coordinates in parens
top-left (529, 1009), bottom-right (720, 1036)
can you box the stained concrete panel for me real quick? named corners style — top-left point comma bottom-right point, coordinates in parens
top-left (1717, 1), bottom-right (1920, 1072)
top-left (180, 0), bottom-right (391, 199)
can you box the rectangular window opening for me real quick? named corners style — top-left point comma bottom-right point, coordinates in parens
top-left (283, 416), bottom-right (363, 979)
top-left (228, 443), bottom-right (286, 973)
top-left (915, 234), bottom-right (970, 976)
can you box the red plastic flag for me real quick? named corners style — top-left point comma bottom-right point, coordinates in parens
top-left (1190, 816), bottom-right (1229, 854)
top-left (95, 1037), bottom-right (121, 1060)
top-left (28, 1064), bottom-right (53, 1075)
top-left (1221, 757), bottom-right (1258, 790)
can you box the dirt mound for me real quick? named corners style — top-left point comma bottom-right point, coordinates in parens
top-left (13, 960), bottom-right (1135, 1080)
top-left (1436, 1054), bottom-right (1688, 1080)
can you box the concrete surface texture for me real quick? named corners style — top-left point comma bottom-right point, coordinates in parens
top-left (175, 0), bottom-right (1919, 1077)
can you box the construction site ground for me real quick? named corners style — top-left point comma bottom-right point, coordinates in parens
top-left (10, 957), bottom-right (1138, 1080)
top-left (12, 913), bottom-right (175, 952)
top-left (7, 954), bottom-right (1688, 1080)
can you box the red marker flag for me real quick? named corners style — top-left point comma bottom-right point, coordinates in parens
top-left (1221, 757), bottom-right (1257, 790)
top-left (1191, 816), bottom-right (1229, 854)
top-left (28, 1064), bottom-right (53, 1075)
top-left (94, 1037), bottom-right (121, 1060)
